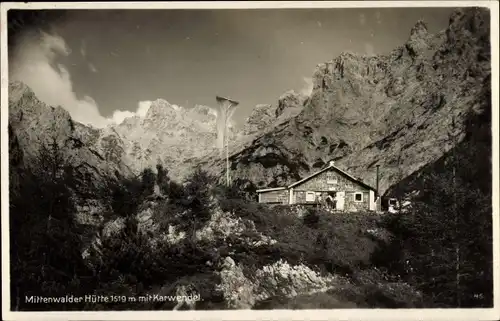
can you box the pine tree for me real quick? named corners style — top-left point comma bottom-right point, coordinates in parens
top-left (378, 104), bottom-right (493, 307)
top-left (10, 129), bottom-right (87, 310)
top-left (182, 168), bottom-right (215, 241)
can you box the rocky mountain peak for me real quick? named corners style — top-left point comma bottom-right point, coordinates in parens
top-left (202, 7), bottom-right (491, 195)
top-left (404, 20), bottom-right (434, 60)
top-left (144, 99), bottom-right (179, 120)
top-left (243, 104), bottom-right (276, 135)
top-left (192, 104), bottom-right (216, 116)
top-left (8, 7), bottom-right (490, 201)
top-left (410, 20), bottom-right (429, 38)
top-left (276, 90), bottom-right (307, 118)
top-left (188, 104), bottom-right (217, 125)
top-left (9, 81), bottom-right (75, 148)
top-left (8, 81), bottom-right (134, 226)
top-left (241, 90), bottom-right (307, 137)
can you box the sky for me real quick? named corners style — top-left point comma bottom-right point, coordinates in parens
top-left (8, 6), bottom-right (457, 128)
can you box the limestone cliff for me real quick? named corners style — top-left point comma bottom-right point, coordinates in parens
top-left (201, 7), bottom-right (491, 195)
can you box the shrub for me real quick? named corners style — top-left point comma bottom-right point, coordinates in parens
top-left (140, 168), bottom-right (156, 196)
top-left (303, 208), bottom-right (320, 228)
top-left (181, 168), bottom-right (215, 224)
top-left (156, 163), bottom-right (170, 189)
top-left (213, 182), bottom-right (246, 201)
top-left (226, 203), bottom-right (383, 277)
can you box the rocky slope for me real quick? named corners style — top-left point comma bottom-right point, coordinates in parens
top-left (201, 7), bottom-right (491, 195)
top-left (242, 90), bottom-right (308, 136)
top-left (109, 100), bottom-right (219, 179)
top-left (98, 88), bottom-right (307, 181)
top-left (8, 7), bottom-right (491, 199)
top-left (8, 81), bottom-right (134, 224)
top-left (7, 80), bottom-right (310, 229)
top-left (8, 8), bottom-right (491, 311)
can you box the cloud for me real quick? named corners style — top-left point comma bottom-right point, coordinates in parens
top-left (110, 100), bottom-right (153, 124)
top-left (299, 77), bottom-right (314, 96)
top-left (10, 30), bottom-right (109, 128)
top-left (137, 100), bottom-right (153, 117)
top-left (110, 110), bottom-right (136, 125)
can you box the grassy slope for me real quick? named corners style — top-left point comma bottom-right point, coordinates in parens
top-left (220, 199), bottom-right (424, 308)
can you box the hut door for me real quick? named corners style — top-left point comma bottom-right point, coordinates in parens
top-left (336, 192), bottom-right (345, 210)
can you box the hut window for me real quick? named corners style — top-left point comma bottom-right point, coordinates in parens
top-left (354, 192), bottom-right (363, 202)
top-left (306, 191), bottom-right (316, 202)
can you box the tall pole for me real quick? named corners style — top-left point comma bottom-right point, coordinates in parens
top-left (376, 164), bottom-right (380, 211)
top-left (216, 96), bottom-right (239, 187)
top-left (376, 164), bottom-right (380, 196)
top-left (225, 114), bottom-right (230, 186)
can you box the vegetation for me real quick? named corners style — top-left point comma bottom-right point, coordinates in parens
top-left (10, 137), bottom-right (89, 310)
top-left (372, 87), bottom-right (493, 308)
top-left (9, 102), bottom-right (493, 310)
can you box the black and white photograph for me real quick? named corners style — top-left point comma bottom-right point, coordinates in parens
top-left (1, 1), bottom-right (499, 320)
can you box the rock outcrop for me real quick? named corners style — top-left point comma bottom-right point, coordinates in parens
top-left (8, 81), bottom-right (132, 225)
top-left (242, 91), bottom-right (307, 137)
top-left (110, 99), bottom-right (219, 180)
top-left (202, 7), bottom-right (491, 195)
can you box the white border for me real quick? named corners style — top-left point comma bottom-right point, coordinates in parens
top-left (1, 1), bottom-right (499, 321)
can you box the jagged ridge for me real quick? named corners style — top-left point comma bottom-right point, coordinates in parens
top-left (203, 7), bottom-right (491, 195)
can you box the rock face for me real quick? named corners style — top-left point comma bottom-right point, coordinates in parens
top-left (215, 257), bottom-right (340, 309)
top-left (8, 82), bottom-right (138, 230)
top-left (8, 82), bottom-right (132, 212)
top-left (254, 259), bottom-right (338, 301)
top-left (202, 7), bottom-right (491, 195)
top-left (8, 7), bottom-right (490, 199)
top-left (242, 91), bottom-right (307, 136)
top-left (242, 104), bottom-right (276, 136)
top-left (110, 100), bottom-right (219, 180)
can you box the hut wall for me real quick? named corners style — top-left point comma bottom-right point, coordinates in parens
top-left (259, 190), bottom-right (288, 204)
top-left (294, 168), bottom-right (367, 193)
top-left (293, 168), bottom-right (371, 210)
top-left (344, 191), bottom-right (371, 212)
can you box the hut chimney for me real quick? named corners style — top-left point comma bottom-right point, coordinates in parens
top-left (329, 160), bottom-right (335, 167)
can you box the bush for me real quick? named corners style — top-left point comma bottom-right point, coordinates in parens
top-left (156, 163), bottom-right (170, 191)
top-left (213, 183), bottom-right (246, 201)
top-left (303, 208), bottom-right (320, 228)
top-left (183, 168), bottom-right (215, 218)
top-left (223, 201), bottom-right (299, 237)
top-left (227, 202), bottom-right (383, 276)
top-left (89, 219), bottom-right (219, 293)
